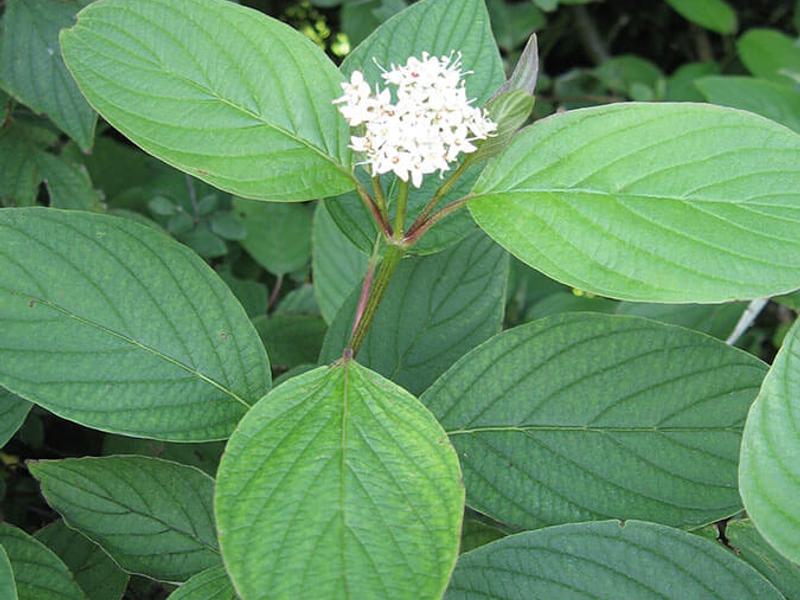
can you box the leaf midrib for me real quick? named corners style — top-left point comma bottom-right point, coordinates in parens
top-left (3, 289), bottom-right (250, 409)
top-left (447, 424), bottom-right (743, 435)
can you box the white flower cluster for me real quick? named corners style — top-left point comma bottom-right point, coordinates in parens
top-left (334, 52), bottom-right (497, 187)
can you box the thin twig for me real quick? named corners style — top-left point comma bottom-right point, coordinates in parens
top-left (406, 194), bottom-right (473, 244)
top-left (726, 298), bottom-right (768, 346)
top-left (268, 274), bottom-right (284, 311)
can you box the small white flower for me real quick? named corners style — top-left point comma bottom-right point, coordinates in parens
top-left (333, 52), bottom-right (497, 187)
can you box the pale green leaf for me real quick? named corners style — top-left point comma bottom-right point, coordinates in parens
top-left (664, 0), bottom-right (737, 34)
top-left (35, 521), bottom-right (128, 600)
top-left (740, 319), bottom-right (800, 564)
top-left (0, 387), bottom-right (31, 447)
top-left (697, 76), bottom-right (800, 133)
top-left (422, 313), bottom-right (767, 530)
top-left (215, 363), bottom-right (464, 600)
top-left (472, 91), bottom-right (535, 164)
top-left (0, 523), bottom-right (87, 600)
top-left (234, 198), bottom-right (312, 275)
top-left (168, 566), bottom-right (235, 600)
top-left (60, 0), bottom-right (354, 201)
top-left (312, 201), bottom-right (368, 324)
top-left (0, 0), bottom-right (96, 150)
top-left (30, 456), bottom-right (220, 583)
top-left (0, 546), bottom-right (17, 600)
top-left (0, 208), bottom-right (270, 441)
top-left (320, 231), bottom-right (508, 395)
top-left (470, 102), bottom-right (800, 302)
top-left (445, 521), bottom-right (782, 599)
top-left (725, 520), bottom-right (800, 597)
top-left (737, 29), bottom-right (800, 86)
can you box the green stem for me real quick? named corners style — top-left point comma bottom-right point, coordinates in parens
top-left (372, 176), bottom-right (388, 220)
top-left (406, 194), bottom-right (473, 244)
top-left (346, 243), bottom-right (405, 355)
top-left (393, 179), bottom-right (410, 239)
top-left (356, 183), bottom-right (392, 239)
top-left (408, 159), bottom-right (471, 235)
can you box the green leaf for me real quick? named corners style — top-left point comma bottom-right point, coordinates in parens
top-left (470, 102), bottom-right (800, 303)
top-left (254, 313), bottom-right (327, 370)
top-left (215, 363), bottom-right (464, 600)
top-left (167, 566), bottom-right (235, 600)
top-left (0, 522), bottom-right (87, 600)
top-left (524, 291), bottom-right (618, 321)
top-left (341, 0), bottom-right (407, 47)
top-left (35, 521), bottom-right (128, 600)
top-left (740, 319), bottom-right (800, 564)
top-left (101, 435), bottom-right (224, 476)
top-left (312, 200), bottom-right (369, 324)
top-left (209, 212), bottom-right (245, 241)
top-left (342, 0), bottom-right (503, 106)
top-left (0, 387), bottom-right (31, 447)
top-left (320, 231), bottom-right (508, 395)
top-left (445, 520), bottom-right (782, 599)
top-left (594, 55), bottom-right (664, 96)
top-left (0, 0), bottom-right (96, 151)
top-left (38, 153), bottom-right (103, 211)
top-left (725, 520), bottom-right (800, 597)
top-left (421, 313), bottom-right (767, 530)
top-left (460, 518), bottom-right (506, 554)
top-left (60, 0), bottom-right (354, 201)
top-left (0, 546), bottom-right (17, 600)
top-left (697, 76), bottom-right (800, 133)
top-left (217, 268), bottom-right (268, 319)
top-left (615, 301), bottom-right (745, 340)
top-left (29, 456), bottom-right (220, 583)
top-left (0, 208), bottom-right (269, 441)
top-left (234, 199), bottom-right (313, 274)
top-left (664, 0), bottom-right (737, 34)
top-left (0, 124), bottom-right (44, 207)
top-left (737, 29), bottom-right (800, 86)
top-left (665, 62), bottom-right (720, 102)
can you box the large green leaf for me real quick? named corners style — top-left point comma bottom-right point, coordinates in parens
top-left (422, 313), bottom-right (767, 530)
top-left (470, 102), bottom-right (800, 302)
top-left (697, 76), bottom-right (800, 133)
top-left (234, 199), bottom-right (312, 275)
top-left (740, 319), bottom-right (800, 564)
top-left (30, 456), bottom-right (220, 583)
top-left (168, 566), bottom-right (236, 600)
top-left (329, 0), bottom-right (505, 255)
top-left (0, 208), bottom-right (269, 441)
top-left (38, 153), bottom-right (103, 211)
top-left (0, 0), bottom-right (96, 151)
top-left (0, 387), bottom-right (31, 447)
top-left (0, 546), bottom-right (17, 600)
top-left (445, 521), bottom-right (782, 599)
top-left (35, 521), bottom-right (128, 600)
top-left (664, 0), bottom-right (737, 34)
top-left (0, 523), bottom-right (87, 600)
top-left (725, 520), bottom-right (800, 597)
top-left (215, 363), bottom-right (464, 600)
top-left (312, 201), bottom-right (368, 324)
top-left (320, 231), bottom-right (508, 395)
top-left (737, 29), bottom-right (800, 86)
top-left (60, 0), bottom-right (354, 201)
